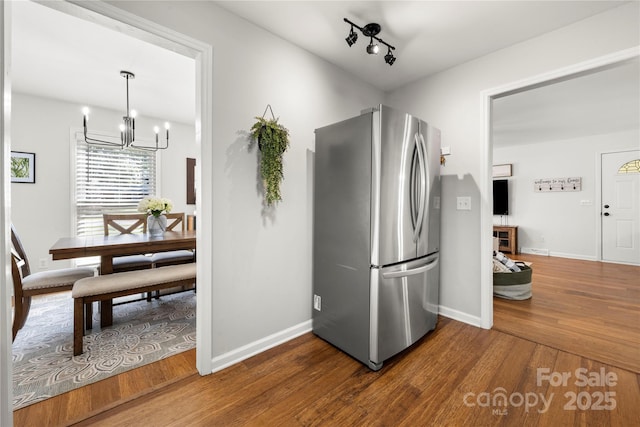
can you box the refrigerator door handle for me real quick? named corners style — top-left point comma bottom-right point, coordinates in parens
top-left (412, 133), bottom-right (426, 243)
top-left (418, 132), bottom-right (429, 234)
top-left (381, 257), bottom-right (439, 279)
top-left (410, 143), bottom-right (418, 231)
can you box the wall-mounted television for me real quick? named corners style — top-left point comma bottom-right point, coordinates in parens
top-left (493, 179), bottom-right (509, 215)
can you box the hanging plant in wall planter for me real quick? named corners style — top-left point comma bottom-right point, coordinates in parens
top-left (250, 105), bottom-right (290, 205)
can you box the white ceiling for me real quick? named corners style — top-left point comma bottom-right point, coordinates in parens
top-left (11, 1), bottom-right (638, 143)
top-left (493, 58), bottom-right (640, 146)
top-left (215, 1), bottom-right (626, 91)
top-left (11, 0), bottom-right (196, 125)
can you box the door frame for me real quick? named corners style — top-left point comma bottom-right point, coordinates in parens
top-left (597, 148), bottom-right (640, 264)
top-left (479, 46), bottom-right (640, 330)
top-left (1, 2), bottom-right (213, 424)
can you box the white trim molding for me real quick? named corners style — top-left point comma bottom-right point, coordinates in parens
top-left (438, 305), bottom-right (484, 329)
top-left (479, 46), bottom-right (640, 331)
top-left (1, 2), bottom-right (13, 425)
top-left (211, 321), bottom-right (313, 374)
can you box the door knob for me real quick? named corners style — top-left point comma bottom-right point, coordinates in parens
top-left (604, 212), bottom-right (610, 216)
top-left (604, 204), bottom-right (610, 208)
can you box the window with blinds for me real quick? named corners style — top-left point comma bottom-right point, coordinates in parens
top-left (75, 139), bottom-right (156, 237)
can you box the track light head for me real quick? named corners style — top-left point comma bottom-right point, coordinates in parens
top-left (345, 26), bottom-right (358, 47)
top-left (384, 48), bottom-right (396, 66)
top-left (367, 38), bottom-right (379, 55)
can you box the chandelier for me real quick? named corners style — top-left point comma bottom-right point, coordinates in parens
top-left (82, 71), bottom-right (170, 151)
top-left (343, 18), bottom-right (396, 66)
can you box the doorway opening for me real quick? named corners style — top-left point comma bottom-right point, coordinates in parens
top-left (479, 47), bottom-right (640, 329)
top-left (2, 1), bottom-right (213, 421)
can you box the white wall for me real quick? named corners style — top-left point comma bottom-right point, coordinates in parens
top-left (494, 129), bottom-right (639, 259)
top-left (387, 3), bottom-right (640, 320)
top-left (107, 1), bottom-right (385, 356)
top-left (11, 92), bottom-right (196, 270)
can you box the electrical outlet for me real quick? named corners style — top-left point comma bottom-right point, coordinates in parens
top-left (456, 196), bottom-right (471, 211)
top-left (39, 258), bottom-right (49, 269)
top-left (313, 294), bottom-right (321, 311)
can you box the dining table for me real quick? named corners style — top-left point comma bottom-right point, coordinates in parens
top-left (49, 230), bottom-right (196, 327)
top-left (49, 230), bottom-right (196, 275)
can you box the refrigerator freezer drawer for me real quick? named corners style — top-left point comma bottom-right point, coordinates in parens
top-left (370, 254), bottom-right (439, 365)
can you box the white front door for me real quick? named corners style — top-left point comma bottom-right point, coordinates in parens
top-left (601, 150), bottom-right (640, 264)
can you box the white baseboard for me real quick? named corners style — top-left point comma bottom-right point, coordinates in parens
top-left (438, 305), bottom-right (484, 329)
top-left (210, 320), bottom-right (312, 374)
top-left (521, 248), bottom-right (597, 262)
top-left (209, 308), bottom-right (487, 374)
top-left (521, 247), bottom-right (549, 256)
top-left (549, 251), bottom-right (597, 261)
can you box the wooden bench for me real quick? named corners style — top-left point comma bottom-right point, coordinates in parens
top-left (72, 263), bottom-right (196, 356)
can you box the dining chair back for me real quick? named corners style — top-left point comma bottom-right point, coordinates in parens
top-left (102, 213), bottom-right (153, 272)
top-left (10, 224), bottom-right (95, 341)
top-left (103, 213), bottom-right (147, 236)
top-left (11, 223), bottom-right (31, 277)
top-left (164, 212), bottom-right (186, 232)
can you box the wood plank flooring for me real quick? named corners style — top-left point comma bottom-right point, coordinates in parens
top-left (13, 350), bottom-right (197, 426)
top-left (493, 253), bottom-right (640, 373)
top-left (13, 255), bottom-right (640, 426)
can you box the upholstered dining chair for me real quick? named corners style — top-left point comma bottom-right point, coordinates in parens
top-left (146, 212), bottom-right (196, 300)
top-left (150, 212), bottom-right (196, 268)
top-left (102, 213), bottom-right (154, 272)
top-left (10, 224), bottom-right (96, 341)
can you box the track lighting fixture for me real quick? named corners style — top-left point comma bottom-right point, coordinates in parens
top-left (82, 71), bottom-right (170, 151)
top-left (343, 18), bottom-right (396, 65)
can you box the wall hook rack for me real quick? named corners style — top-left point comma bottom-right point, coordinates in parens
top-left (534, 177), bottom-right (582, 192)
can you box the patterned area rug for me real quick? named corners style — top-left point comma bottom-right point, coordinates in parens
top-left (12, 291), bottom-right (196, 410)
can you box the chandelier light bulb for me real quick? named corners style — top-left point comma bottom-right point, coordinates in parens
top-left (82, 107), bottom-right (90, 117)
top-left (119, 123), bottom-right (126, 132)
top-left (130, 109), bottom-right (137, 118)
top-left (153, 126), bottom-right (159, 134)
top-left (164, 122), bottom-right (171, 130)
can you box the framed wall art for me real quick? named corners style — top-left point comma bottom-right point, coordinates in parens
top-left (11, 151), bottom-right (36, 183)
top-left (187, 157), bottom-right (196, 204)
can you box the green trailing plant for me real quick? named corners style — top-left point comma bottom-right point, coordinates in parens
top-left (250, 116), bottom-right (290, 205)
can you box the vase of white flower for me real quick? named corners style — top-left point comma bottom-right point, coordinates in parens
top-left (147, 214), bottom-right (167, 237)
top-left (137, 196), bottom-right (173, 237)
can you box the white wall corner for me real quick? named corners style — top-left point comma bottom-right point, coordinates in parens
top-left (438, 305), bottom-right (485, 329)
top-left (210, 320), bottom-right (312, 374)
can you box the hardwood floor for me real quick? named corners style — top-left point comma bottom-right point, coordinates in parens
top-left (13, 350), bottom-right (197, 426)
top-left (494, 253), bottom-right (640, 373)
top-left (13, 256), bottom-right (640, 426)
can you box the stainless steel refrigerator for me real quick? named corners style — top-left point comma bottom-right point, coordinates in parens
top-left (313, 104), bottom-right (441, 371)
